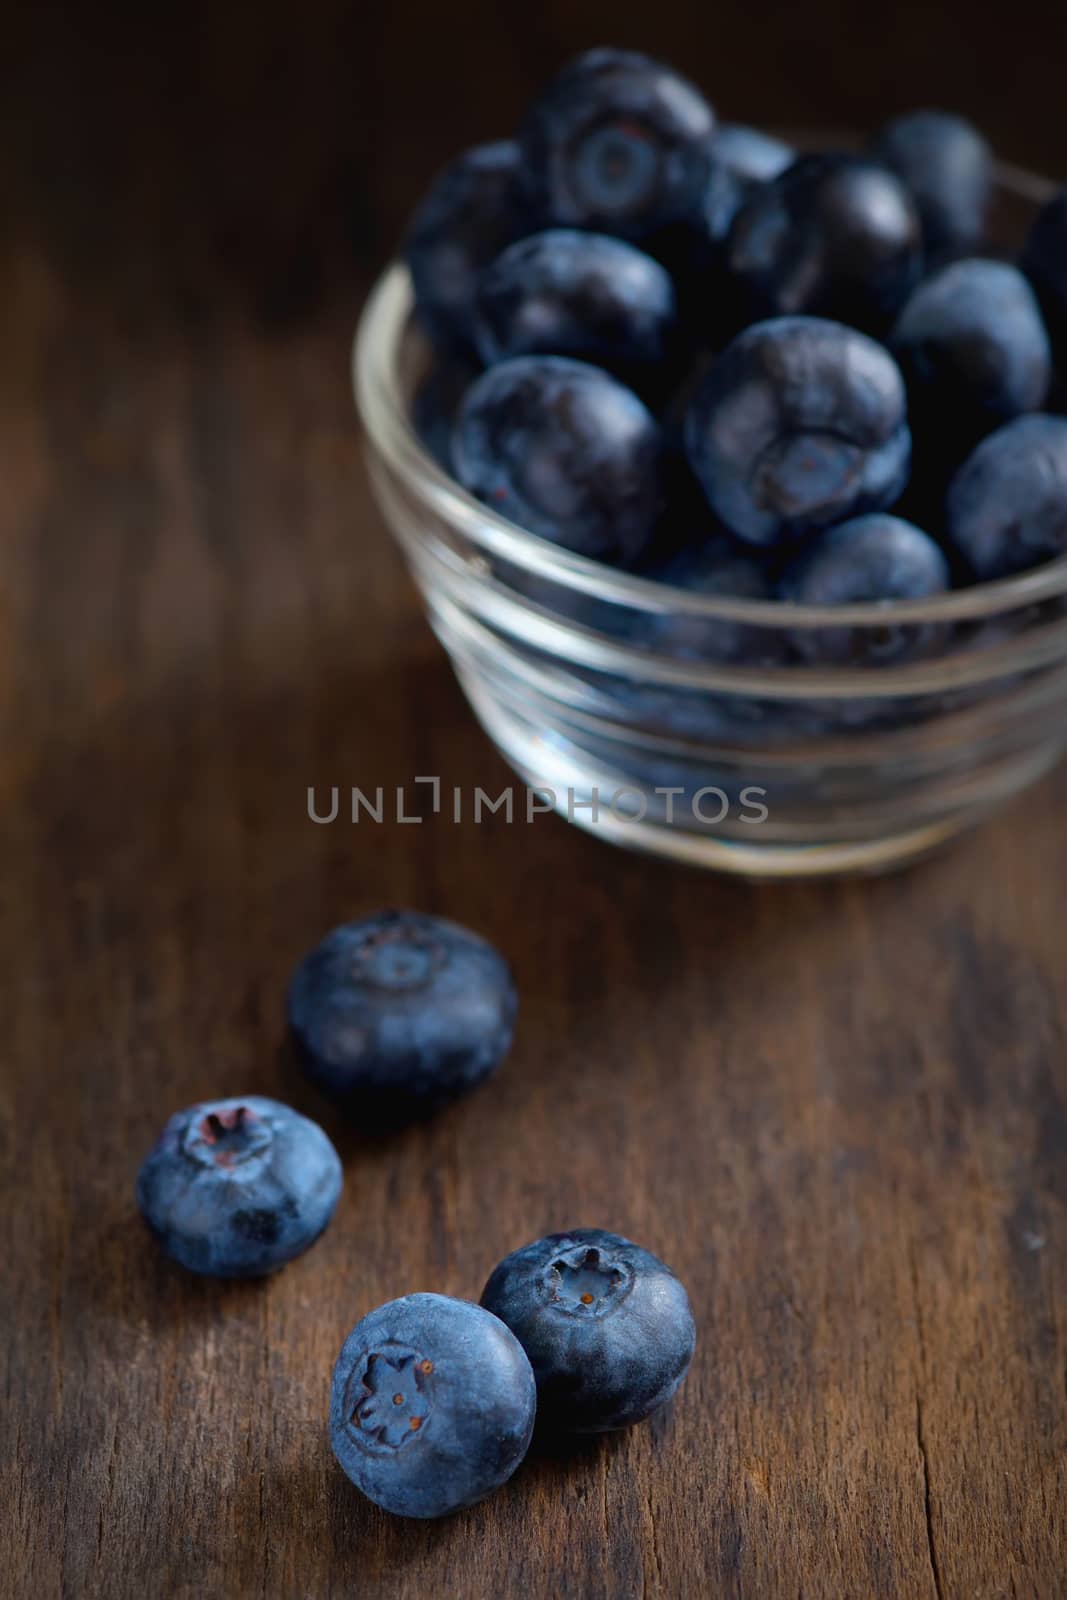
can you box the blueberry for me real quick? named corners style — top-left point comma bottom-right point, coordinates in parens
top-left (645, 160), bottom-right (747, 340)
top-left (492, 558), bottom-right (647, 640)
top-left (637, 535), bottom-right (778, 662)
top-left (691, 159), bottom-right (749, 245)
top-left (634, 687), bottom-right (830, 744)
top-left (726, 154), bottom-right (923, 334)
top-left (473, 229), bottom-right (676, 371)
top-left (891, 259), bottom-right (1051, 450)
top-left (330, 1293), bottom-right (536, 1518)
top-left (1021, 186), bottom-right (1067, 356)
top-left (594, 677), bottom-right (740, 742)
top-left (136, 1096), bottom-right (342, 1278)
top-left (287, 911), bottom-right (516, 1124)
top-left (519, 49), bottom-right (716, 242)
top-left (685, 316), bottom-right (911, 548)
top-left (779, 514), bottom-right (950, 664)
top-left (714, 124), bottom-right (795, 185)
top-left (648, 157), bottom-right (747, 266)
top-left (404, 142), bottom-right (527, 352)
top-left (480, 1228), bottom-right (695, 1433)
top-left (651, 136), bottom-right (792, 316)
top-left (453, 356), bottom-right (664, 565)
top-left (945, 413), bottom-right (1067, 580)
top-left (871, 110), bottom-right (992, 255)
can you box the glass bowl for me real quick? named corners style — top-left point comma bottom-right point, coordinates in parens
top-left (353, 160), bottom-right (1067, 877)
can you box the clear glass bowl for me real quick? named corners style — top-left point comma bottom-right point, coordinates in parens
top-left (353, 160), bottom-right (1067, 877)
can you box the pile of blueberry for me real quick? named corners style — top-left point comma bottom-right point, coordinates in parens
top-left (404, 49), bottom-right (1067, 654)
top-left (136, 910), bottom-right (695, 1518)
top-left (331, 1229), bottom-right (694, 1517)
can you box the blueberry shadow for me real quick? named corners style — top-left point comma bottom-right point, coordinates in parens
top-left (272, 1032), bottom-right (511, 1169)
top-left (324, 1451), bottom-right (508, 1572)
top-left (273, 1034), bottom-right (423, 1160)
top-left (318, 1420), bottom-right (631, 1577)
top-left (71, 1209), bottom-right (276, 1344)
top-left (524, 1419), bottom-right (630, 1471)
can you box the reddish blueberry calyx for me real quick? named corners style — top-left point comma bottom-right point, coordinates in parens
top-left (541, 1244), bottom-right (634, 1317)
top-left (182, 1102), bottom-right (273, 1169)
top-left (201, 1106), bottom-right (249, 1141)
top-left (137, 1095), bottom-right (343, 1279)
top-left (347, 1344), bottom-right (434, 1451)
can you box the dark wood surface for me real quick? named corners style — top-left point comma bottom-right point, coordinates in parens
top-left (4, 6), bottom-right (1067, 1596)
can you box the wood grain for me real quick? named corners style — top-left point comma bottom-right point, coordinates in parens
top-left (3, 6), bottom-right (1067, 1596)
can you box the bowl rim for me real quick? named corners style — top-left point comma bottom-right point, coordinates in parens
top-left (354, 163), bottom-right (1067, 633)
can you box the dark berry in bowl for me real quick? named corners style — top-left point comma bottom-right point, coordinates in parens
top-left (891, 258), bottom-right (1051, 449)
top-left (519, 48), bottom-right (716, 242)
top-left (136, 1097), bottom-right (342, 1278)
top-left (714, 124), bottom-right (795, 185)
top-left (644, 159), bottom-right (749, 342)
top-left (1021, 185), bottom-right (1067, 356)
top-left (453, 355), bottom-right (664, 564)
top-left (726, 153), bottom-right (923, 334)
top-left (779, 513), bottom-right (951, 664)
top-left (646, 157), bottom-right (746, 267)
top-left (871, 110), bottom-right (993, 255)
top-left (945, 413), bottom-right (1067, 581)
top-left (480, 1228), bottom-right (695, 1433)
top-left (635, 534), bottom-right (779, 662)
top-left (473, 228), bottom-right (676, 371)
top-left (689, 159), bottom-right (748, 245)
top-left (287, 911), bottom-right (516, 1124)
top-left (684, 316), bottom-right (911, 549)
top-left (649, 133), bottom-right (792, 332)
top-left (330, 1294), bottom-right (536, 1518)
top-left (404, 141), bottom-right (527, 353)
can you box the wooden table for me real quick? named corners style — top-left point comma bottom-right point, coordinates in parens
top-left (4, 8), bottom-right (1067, 1596)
